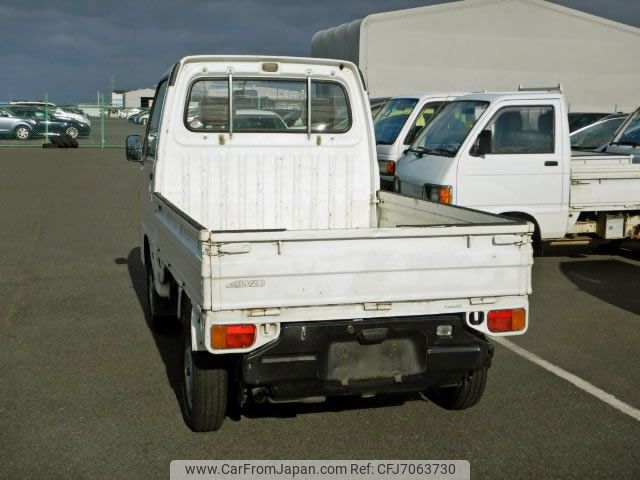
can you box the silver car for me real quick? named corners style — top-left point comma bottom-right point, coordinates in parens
top-left (0, 107), bottom-right (37, 140)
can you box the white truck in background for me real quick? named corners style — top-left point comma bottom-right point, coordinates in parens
top-left (374, 93), bottom-right (464, 190)
top-left (125, 55), bottom-right (533, 432)
top-left (395, 89), bottom-right (640, 247)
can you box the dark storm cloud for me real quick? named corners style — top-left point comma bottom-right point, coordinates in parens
top-left (0, 0), bottom-right (638, 103)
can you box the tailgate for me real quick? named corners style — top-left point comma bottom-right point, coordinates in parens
top-left (205, 226), bottom-right (533, 312)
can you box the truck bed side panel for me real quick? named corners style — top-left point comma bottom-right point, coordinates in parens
top-left (570, 153), bottom-right (640, 210)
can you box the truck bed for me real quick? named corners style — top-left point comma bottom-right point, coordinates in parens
top-left (196, 192), bottom-right (532, 321)
top-left (570, 151), bottom-right (640, 210)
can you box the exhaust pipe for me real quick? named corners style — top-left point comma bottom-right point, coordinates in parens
top-left (251, 388), bottom-right (269, 404)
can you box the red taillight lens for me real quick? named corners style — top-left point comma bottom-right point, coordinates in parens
top-left (487, 309), bottom-right (526, 333)
top-left (211, 324), bottom-right (256, 349)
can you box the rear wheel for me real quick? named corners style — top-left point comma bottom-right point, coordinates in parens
top-left (179, 300), bottom-right (228, 432)
top-left (14, 125), bottom-right (31, 140)
top-left (425, 368), bottom-right (488, 410)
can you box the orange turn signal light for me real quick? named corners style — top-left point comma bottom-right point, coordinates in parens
top-left (211, 324), bottom-right (256, 349)
top-left (385, 161), bottom-right (396, 175)
top-left (487, 309), bottom-right (526, 333)
top-left (438, 186), bottom-right (452, 205)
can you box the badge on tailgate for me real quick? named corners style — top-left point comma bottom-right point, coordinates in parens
top-left (225, 279), bottom-right (266, 288)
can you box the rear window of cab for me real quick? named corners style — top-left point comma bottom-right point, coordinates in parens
top-left (184, 78), bottom-right (351, 134)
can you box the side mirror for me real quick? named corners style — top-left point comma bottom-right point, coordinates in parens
top-left (126, 135), bottom-right (142, 162)
top-left (472, 129), bottom-right (492, 156)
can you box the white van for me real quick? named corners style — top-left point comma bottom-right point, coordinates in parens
top-left (375, 93), bottom-right (464, 189)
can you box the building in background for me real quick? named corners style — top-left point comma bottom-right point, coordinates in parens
top-left (312, 0), bottom-right (640, 112)
top-left (111, 88), bottom-right (156, 108)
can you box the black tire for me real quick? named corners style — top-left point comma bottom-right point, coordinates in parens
top-left (65, 126), bottom-right (79, 139)
top-left (179, 318), bottom-right (228, 432)
top-left (52, 133), bottom-right (78, 148)
top-left (14, 125), bottom-right (32, 141)
top-left (425, 368), bottom-right (488, 410)
top-left (146, 265), bottom-right (175, 330)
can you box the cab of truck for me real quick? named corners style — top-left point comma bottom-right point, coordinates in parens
top-left (603, 106), bottom-right (640, 163)
top-left (374, 93), bottom-right (464, 190)
top-left (395, 91), bottom-right (571, 240)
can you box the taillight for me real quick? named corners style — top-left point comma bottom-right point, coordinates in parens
top-left (211, 324), bottom-right (256, 349)
top-left (487, 309), bottom-right (526, 333)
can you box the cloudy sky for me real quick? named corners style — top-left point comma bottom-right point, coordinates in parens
top-left (0, 0), bottom-right (637, 103)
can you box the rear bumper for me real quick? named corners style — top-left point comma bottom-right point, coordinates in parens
top-left (241, 314), bottom-right (493, 400)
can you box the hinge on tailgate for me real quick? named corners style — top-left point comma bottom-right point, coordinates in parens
top-left (248, 308), bottom-right (281, 317)
top-left (209, 243), bottom-right (252, 255)
top-left (470, 297), bottom-right (497, 305)
top-left (493, 235), bottom-right (530, 246)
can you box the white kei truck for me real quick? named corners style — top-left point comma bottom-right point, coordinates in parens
top-left (394, 89), bottom-right (640, 247)
top-left (125, 55), bottom-right (533, 432)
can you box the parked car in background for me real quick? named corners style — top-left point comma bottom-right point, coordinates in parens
top-left (61, 106), bottom-right (88, 117)
top-left (375, 92), bottom-right (464, 189)
top-left (120, 108), bottom-right (142, 119)
top-left (127, 112), bottom-right (142, 123)
top-left (369, 97), bottom-right (389, 118)
top-left (567, 112), bottom-right (612, 132)
top-left (6, 106), bottom-right (91, 139)
top-left (570, 114), bottom-right (627, 151)
top-left (128, 111), bottom-right (150, 124)
top-left (10, 101), bottom-right (90, 126)
top-left (189, 109), bottom-right (288, 131)
top-left (128, 112), bottom-right (143, 123)
top-left (603, 106), bottom-right (640, 163)
top-left (0, 107), bottom-right (38, 140)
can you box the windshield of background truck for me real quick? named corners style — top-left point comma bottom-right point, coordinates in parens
top-left (373, 98), bottom-right (418, 145)
top-left (571, 117), bottom-right (626, 150)
top-left (611, 109), bottom-right (640, 146)
top-left (411, 100), bottom-right (489, 157)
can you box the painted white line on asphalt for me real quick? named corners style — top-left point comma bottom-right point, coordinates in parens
top-left (493, 337), bottom-right (640, 422)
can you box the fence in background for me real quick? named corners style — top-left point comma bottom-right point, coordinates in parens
top-left (0, 97), bottom-right (150, 148)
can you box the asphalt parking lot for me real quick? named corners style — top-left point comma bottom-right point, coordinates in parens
top-left (1, 148), bottom-right (639, 479)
